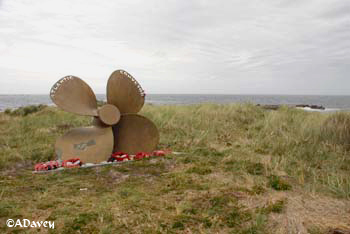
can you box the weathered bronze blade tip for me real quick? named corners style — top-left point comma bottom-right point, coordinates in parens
top-left (107, 70), bottom-right (145, 114)
top-left (50, 76), bottom-right (98, 116)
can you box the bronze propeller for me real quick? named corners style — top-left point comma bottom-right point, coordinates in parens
top-left (50, 70), bottom-right (159, 163)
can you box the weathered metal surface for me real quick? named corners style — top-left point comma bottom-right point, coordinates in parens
top-left (106, 70), bottom-right (145, 114)
top-left (51, 69), bottom-right (159, 164)
top-left (98, 104), bottom-right (120, 125)
top-left (112, 114), bottom-right (159, 154)
top-left (50, 76), bottom-right (98, 116)
top-left (55, 126), bottom-right (113, 163)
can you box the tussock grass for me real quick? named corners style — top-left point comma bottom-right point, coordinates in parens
top-left (0, 103), bottom-right (349, 233)
top-left (322, 112), bottom-right (350, 150)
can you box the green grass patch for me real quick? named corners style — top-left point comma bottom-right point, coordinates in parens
top-left (0, 104), bottom-right (349, 232)
top-left (268, 175), bottom-right (292, 191)
top-left (5, 104), bottom-right (47, 116)
top-left (186, 166), bottom-right (212, 175)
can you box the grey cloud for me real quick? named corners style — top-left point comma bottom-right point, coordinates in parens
top-left (320, 2), bottom-right (350, 19)
top-left (0, 0), bottom-right (349, 94)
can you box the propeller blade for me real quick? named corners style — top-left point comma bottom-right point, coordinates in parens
top-left (112, 114), bottom-right (159, 154)
top-left (55, 125), bottom-right (113, 163)
top-left (107, 70), bottom-right (145, 114)
top-left (50, 76), bottom-right (98, 116)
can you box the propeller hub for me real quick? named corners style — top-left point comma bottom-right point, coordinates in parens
top-left (98, 104), bottom-right (120, 125)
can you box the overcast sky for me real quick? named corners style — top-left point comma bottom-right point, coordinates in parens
top-left (0, 0), bottom-right (349, 95)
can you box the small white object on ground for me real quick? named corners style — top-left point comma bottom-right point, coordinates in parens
top-left (81, 163), bottom-right (95, 168)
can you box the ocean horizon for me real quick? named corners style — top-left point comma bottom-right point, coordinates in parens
top-left (1, 94), bottom-right (350, 112)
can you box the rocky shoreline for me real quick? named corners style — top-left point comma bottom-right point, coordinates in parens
top-left (257, 104), bottom-right (326, 110)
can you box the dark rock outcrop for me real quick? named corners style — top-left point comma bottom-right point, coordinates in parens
top-left (257, 104), bottom-right (326, 110)
top-left (295, 104), bottom-right (325, 110)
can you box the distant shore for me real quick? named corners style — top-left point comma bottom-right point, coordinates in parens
top-left (1, 94), bottom-right (350, 111)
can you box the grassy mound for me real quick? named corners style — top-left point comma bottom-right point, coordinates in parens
top-left (0, 104), bottom-right (349, 233)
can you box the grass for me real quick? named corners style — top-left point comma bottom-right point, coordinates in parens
top-left (268, 175), bottom-right (292, 191)
top-left (0, 103), bottom-right (349, 233)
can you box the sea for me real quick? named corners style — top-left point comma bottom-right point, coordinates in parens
top-left (0, 94), bottom-right (349, 112)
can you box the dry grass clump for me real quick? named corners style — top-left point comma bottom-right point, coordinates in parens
top-left (250, 107), bottom-right (349, 198)
top-left (321, 112), bottom-right (350, 150)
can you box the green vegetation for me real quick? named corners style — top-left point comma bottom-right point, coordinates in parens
top-left (268, 175), bottom-right (292, 191)
top-left (0, 103), bottom-right (349, 233)
top-left (4, 104), bottom-right (47, 116)
top-left (257, 199), bottom-right (286, 214)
